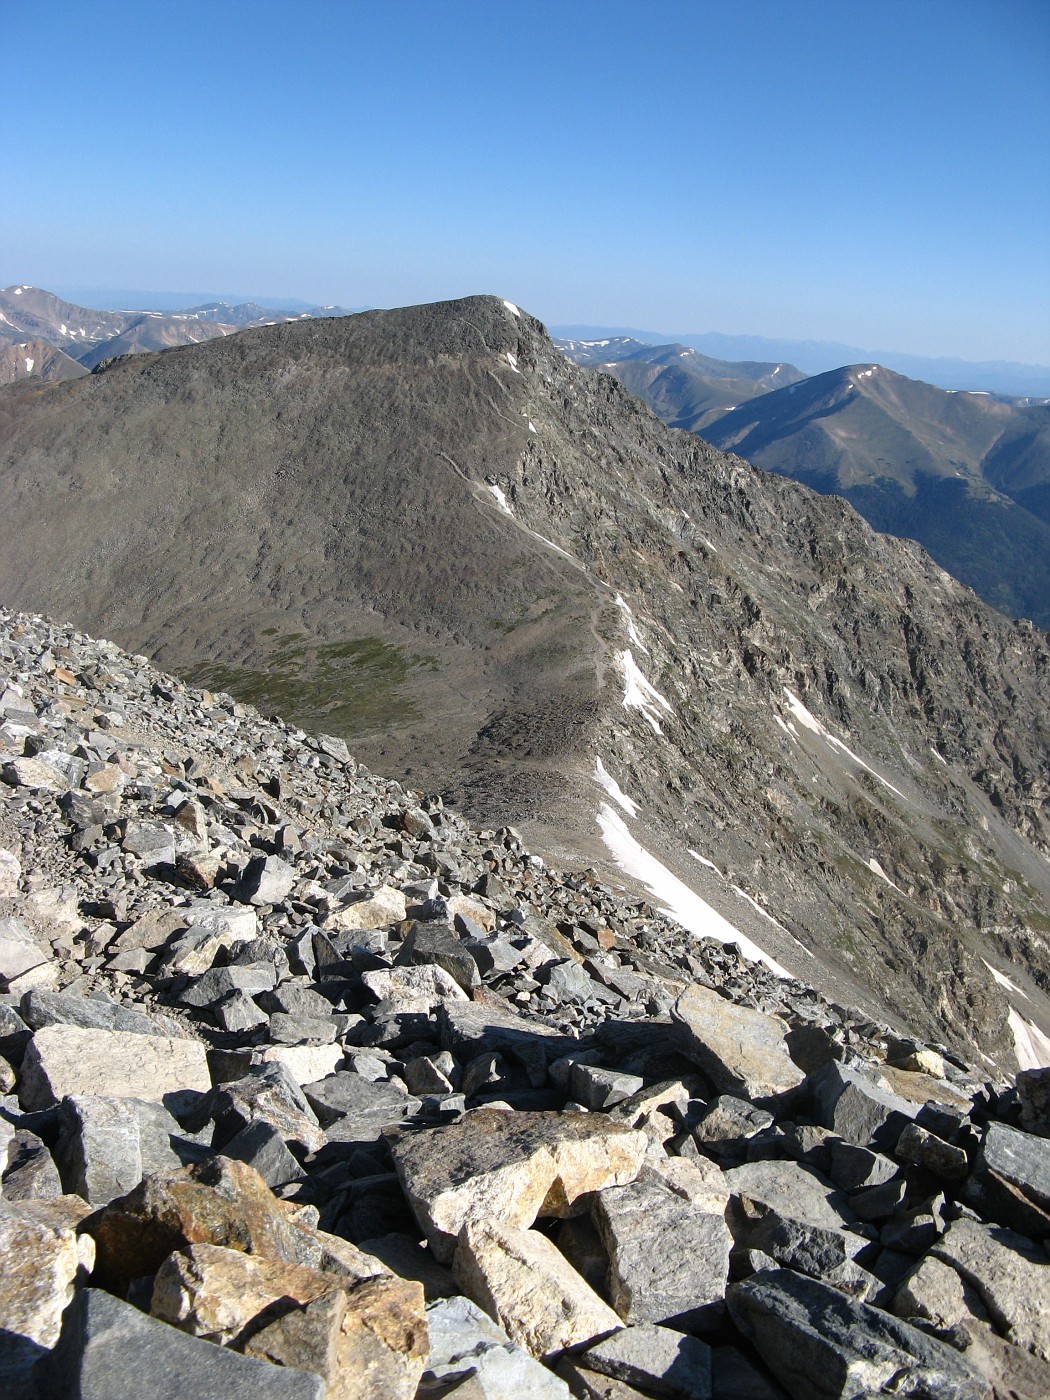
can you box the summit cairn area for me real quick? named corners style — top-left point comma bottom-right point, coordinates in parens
top-left (1, 607), bottom-right (1048, 1399)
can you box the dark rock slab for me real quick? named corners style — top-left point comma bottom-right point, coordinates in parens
top-left (728, 1268), bottom-right (991, 1399)
top-left (581, 1322), bottom-right (713, 1399)
top-left (45, 1287), bottom-right (324, 1399)
top-left (806, 1061), bottom-right (917, 1151)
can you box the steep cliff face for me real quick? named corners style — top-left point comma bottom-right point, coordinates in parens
top-left (0, 295), bottom-right (1047, 1063)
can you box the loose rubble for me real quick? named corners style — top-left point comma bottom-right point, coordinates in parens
top-left (0, 607), bottom-right (1047, 1398)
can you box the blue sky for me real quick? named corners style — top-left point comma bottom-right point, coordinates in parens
top-left (3, 0), bottom-right (1048, 363)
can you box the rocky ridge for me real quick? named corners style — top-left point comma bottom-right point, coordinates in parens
top-left (2, 608), bottom-right (1049, 1399)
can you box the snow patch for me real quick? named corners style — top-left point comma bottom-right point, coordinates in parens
top-left (867, 857), bottom-right (902, 892)
top-left (1008, 1008), bottom-right (1050, 1070)
top-left (983, 959), bottom-right (1028, 1000)
top-left (505, 351), bottom-right (520, 373)
top-left (614, 594), bottom-right (648, 653)
top-left (703, 538), bottom-right (718, 553)
top-left (619, 650), bottom-right (673, 736)
top-left (533, 530), bottom-right (577, 563)
top-left (689, 849), bottom-right (723, 877)
top-left (502, 300), bottom-right (521, 317)
top-left (487, 484), bottom-right (513, 517)
top-left (930, 747), bottom-right (947, 765)
top-left (594, 757), bottom-right (639, 818)
top-left (23, 357), bottom-right (34, 374)
top-left (13, 287), bottom-right (22, 295)
top-left (527, 420), bottom-right (536, 433)
top-left (783, 689), bottom-right (905, 799)
top-left (598, 803), bottom-right (790, 976)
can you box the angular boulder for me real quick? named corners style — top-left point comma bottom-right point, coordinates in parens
top-left (453, 1218), bottom-right (622, 1359)
top-left (18, 1024), bottom-right (209, 1111)
top-left (391, 1109), bottom-right (647, 1263)
top-left (728, 1268), bottom-right (991, 1400)
top-left (671, 984), bottom-right (804, 1103)
top-left (591, 1176), bottom-right (731, 1327)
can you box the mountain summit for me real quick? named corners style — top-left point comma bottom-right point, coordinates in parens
top-left (0, 295), bottom-right (1047, 1067)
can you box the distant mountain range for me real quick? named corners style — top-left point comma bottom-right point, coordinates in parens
top-left (701, 363), bottom-right (1050, 631)
top-left (557, 336), bottom-right (807, 434)
top-left (553, 323), bottom-right (1050, 399)
top-left (559, 338), bottom-right (1050, 632)
top-left (0, 285), bottom-right (350, 378)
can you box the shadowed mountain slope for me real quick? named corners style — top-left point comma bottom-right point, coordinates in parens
top-left (0, 295), bottom-right (1047, 1067)
top-left (700, 364), bottom-right (1050, 630)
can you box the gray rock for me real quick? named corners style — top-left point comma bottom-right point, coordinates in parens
top-left (423, 1294), bottom-right (570, 1397)
top-left (267, 1012), bottom-right (338, 1045)
top-left (213, 990), bottom-right (269, 1033)
top-left (238, 853), bottom-right (296, 906)
top-left (672, 983), bottom-right (804, 1104)
top-left (691, 1095), bottom-right (774, 1161)
top-left (438, 1002), bottom-right (572, 1089)
top-left (581, 1323), bottom-right (713, 1399)
top-left (932, 1216), bottom-right (1050, 1362)
top-left (971, 1120), bottom-right (1050, 1210)
top-left (806, 1060), bottom-right (917, 1151)
top-left (398, 923), bottom-right (481, 992)
top-left (463, 933), bottom-right (523, 978)
top-left (542, 959), bottom-right (596, 1002)
top-left (303, 1071), bottom-right (416, 1127)
top-left (186, 1059), bottom-right (325, 1153)
top-left (728, 1268), bottom-right (991, 1400)
top-left (121, 819), bottom-right (176, 869)
top-left (895, 1122), bottom-right (969, 1182)
top-left (0, 919), bottom-right (49, 988)
top-left (45, 1287), bottom-right (325, 1399)
top-left (732, 1198), bottom-right (878, 1300)
top-left (591, 1175), bottom-right (731, 1327)
top-left (20, 989), bottom-right (181, 1038)
top-left (221, 1118), bottom-right (306, 1189)
top-left (850, 1174), bottom-right (909, 1222)
top-left (570, 1063), bottom-right (645, 1111)
top-left (2, 1129), bottom-right (63, 1200)
top-left (56, 1094), bottom-right (208, 1205)
top-left (880, 1203), bottom-right (944, 1256)
top-left (827, 1141), bottom-right (899, 1192)
top-left (723, 1161), bottom-right (855, 1233)
top-left (177, 964), bottom-right (277, 1008)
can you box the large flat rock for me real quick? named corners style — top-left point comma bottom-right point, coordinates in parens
top-left (18, 1024), bottom-right (210, 1110)
top-left (671, 984), bottom-right (804, 1103)
top-left (391, 1109), bottom-right (647, 1263)
top-left (46, 1287), bottom-right (325, 1400)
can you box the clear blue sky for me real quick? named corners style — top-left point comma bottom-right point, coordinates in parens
top-left (3, 0), bottom-right (1048, 363)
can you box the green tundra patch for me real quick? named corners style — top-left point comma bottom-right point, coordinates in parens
top-left (189, 633), bottom-right (430, 736)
